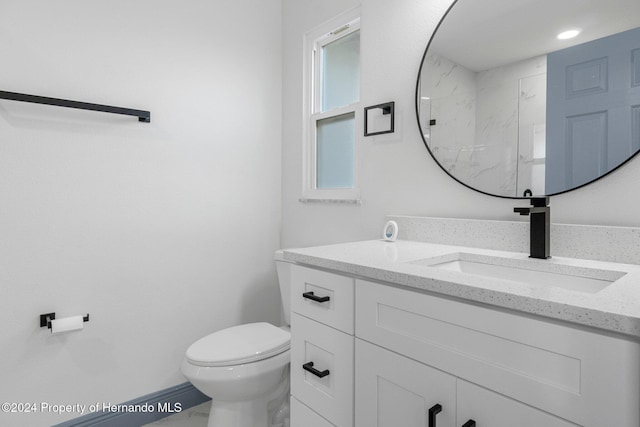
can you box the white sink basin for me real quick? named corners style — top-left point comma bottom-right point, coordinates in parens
top-left (408, 252), bottom-right (626, 294)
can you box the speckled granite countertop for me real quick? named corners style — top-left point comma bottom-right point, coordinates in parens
top-left (283, 239), bottom-right (640, 339)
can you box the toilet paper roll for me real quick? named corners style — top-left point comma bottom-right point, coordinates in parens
top-left (50, 315), bottom-right (84, 334)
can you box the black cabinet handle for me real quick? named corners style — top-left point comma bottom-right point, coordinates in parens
top-left (428, 404), bottom-right (442, 427)
top-left (462, 420), bottom-right (476, 427)
top-left (302, 291), bottom-right (330, 303)
top-left (302, 361), bottom-right (330, 378)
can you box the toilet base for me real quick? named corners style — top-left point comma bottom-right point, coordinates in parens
top-left (206, 370), bottom-right (290, 427)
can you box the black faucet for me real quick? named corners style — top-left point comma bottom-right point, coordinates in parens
top-left (514, 197), bottom-right (550, 259)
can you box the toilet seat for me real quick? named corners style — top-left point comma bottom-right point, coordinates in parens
top-left (186, 322), bottom-right (290, 367)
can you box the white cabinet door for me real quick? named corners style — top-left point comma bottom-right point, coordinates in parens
top-left (355, 339), bottom-right (456, 427)
top-left (457, 380), bottom-right (579, 427)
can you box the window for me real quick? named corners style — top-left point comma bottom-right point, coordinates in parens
top-left (303, 8), bottom-right (361, 202)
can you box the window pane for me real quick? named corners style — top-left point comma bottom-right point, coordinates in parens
top-left (317, 113), bottom-right (355, 188)
top-left (322, 30), bottom-right (360, 111)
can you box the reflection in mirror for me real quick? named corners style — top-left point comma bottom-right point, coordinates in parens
top-left (417, 0), bottom-right (640, 198)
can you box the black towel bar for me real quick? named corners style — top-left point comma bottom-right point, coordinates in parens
top-left (0, 90), bottom-right (150, 123)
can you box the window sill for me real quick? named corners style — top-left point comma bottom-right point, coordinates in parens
top-left (298, 197), bottom-right (361, 205)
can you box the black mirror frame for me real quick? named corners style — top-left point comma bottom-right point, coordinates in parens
top-left (414, 0), bottom-right (640, 199)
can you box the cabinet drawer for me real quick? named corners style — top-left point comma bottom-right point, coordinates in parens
top-left (291, 265), bottom-right (354, 334)
top-left (291, 313), bottom-right (354, 427)
top-left (355, 279), bottom-right (640, 426)
top-left (457, 380), bottom-right (578, 427)
top-left (291, 397), bottom-right (336, 427)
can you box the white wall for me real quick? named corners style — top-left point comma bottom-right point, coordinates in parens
top-left (0, 1), bottom-right (282, 425)
top-left (281, 0), bottom-right (640, 250)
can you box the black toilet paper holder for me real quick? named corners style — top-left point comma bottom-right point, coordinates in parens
top-left (40, 312), bottom-right (90, 329)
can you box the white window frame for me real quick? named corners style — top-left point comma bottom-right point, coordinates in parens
top-left (302, 7), bottom-right (362, 202)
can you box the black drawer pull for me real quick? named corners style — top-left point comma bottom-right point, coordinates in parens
top-left (462, 420), bottom-right (476, 427)
top-left (302, 291), bottom-right (330, 303)
top-left (428, 404), bottom-right (442, 427)
top-left (302, 361), bottom-right (330, 378)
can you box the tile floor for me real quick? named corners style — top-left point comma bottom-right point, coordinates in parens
top-left (142, 401), bottom-right (211, 427)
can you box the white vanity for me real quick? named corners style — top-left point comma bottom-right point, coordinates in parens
top-left (284, 230), bottom-right (640, 427)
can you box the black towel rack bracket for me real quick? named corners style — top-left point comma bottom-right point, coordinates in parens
top-left (0, 90), bottom-right (150, 123)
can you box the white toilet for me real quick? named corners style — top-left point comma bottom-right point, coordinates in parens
top-left (181, 251), bottom-right (292, 427)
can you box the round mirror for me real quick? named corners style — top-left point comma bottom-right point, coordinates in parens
top-left (416, 0), bottom-right (640, 198)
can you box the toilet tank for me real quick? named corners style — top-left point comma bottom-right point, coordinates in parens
top-left (274, 250), bottom-right (292, 326)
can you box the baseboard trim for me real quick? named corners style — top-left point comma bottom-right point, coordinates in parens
top-left (52, 382), bottom-right (210, 427)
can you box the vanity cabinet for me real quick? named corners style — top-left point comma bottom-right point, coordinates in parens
top-left (356, 279), bottom-right (640, 427)
top-left (289, 265), bottom-right (640, 427)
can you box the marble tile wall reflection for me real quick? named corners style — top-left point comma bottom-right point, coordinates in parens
top-left (421, 53), bottom-right (477, 186)
top-left (421, 53), bottom-right (546, 197)
top-left (517, 71), bottom-right (547, 196)
top-left (476, 55), bottom-right (546, 197)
